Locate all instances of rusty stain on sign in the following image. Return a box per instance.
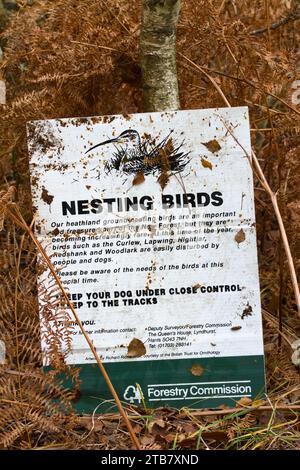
[201,157,213,170]
[202,139,222,153]
[41,187,54,205]
[235,228,246,244]
[127,338,147,358]
[190,364,205,376]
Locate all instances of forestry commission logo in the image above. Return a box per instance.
[123,384,144,404]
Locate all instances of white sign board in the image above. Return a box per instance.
[28,107,265,411]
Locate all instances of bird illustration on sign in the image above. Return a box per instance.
[85,129,190,184]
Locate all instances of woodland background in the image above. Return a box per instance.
[0,0,299,450]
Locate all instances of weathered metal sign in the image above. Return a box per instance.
[27,107,265,412]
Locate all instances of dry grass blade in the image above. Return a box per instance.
[179,55,300,317]
[225,127,300,316]
[190,404,300,417]
[0,187,15,231]
[5,204,141,451]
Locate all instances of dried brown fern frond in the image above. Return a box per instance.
[37,279,74,366]
[0,215,80,449]
[0,186,14,229]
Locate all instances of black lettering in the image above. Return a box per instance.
[125,197,138,211]
[211,191,223,206]
[183,193,196,208]
[140,195,153,210]
[62,201,76,216]
[90,199,102,214]
[78,200,89,214]
[162,194,174,208]
[102,198,115,213]
[196,192,210,207]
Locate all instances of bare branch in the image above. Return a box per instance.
[251,2,300,35]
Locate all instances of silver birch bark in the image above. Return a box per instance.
[140,0,181,112]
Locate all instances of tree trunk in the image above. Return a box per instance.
[140,0,181,112]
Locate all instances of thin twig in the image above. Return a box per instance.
[6,204,141,451]
[179,57,300,117]
[224,124,300,316]
[178,53,230,106]
[218,0,227,15]
[70,41,122,53]
[262,309,298,348]
[100,1,131,35]
[250,9,299,35]
[179,53,300,317]
[76,403,300,422]
[189,404,300,417]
